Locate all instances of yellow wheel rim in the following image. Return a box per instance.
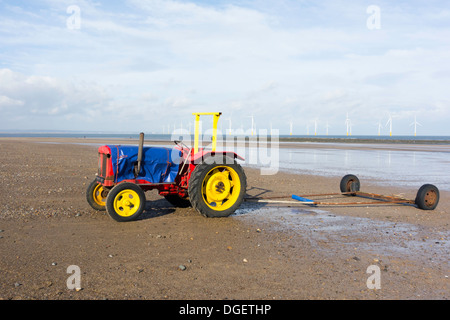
[202,166,241,211]
[113,189,141,217]
[93,183,106,207]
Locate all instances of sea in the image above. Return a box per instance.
[1,131,450,143]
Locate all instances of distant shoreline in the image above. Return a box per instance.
[1,133,449,145]
[277,137,450,144]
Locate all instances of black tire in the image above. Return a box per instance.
[105,183,146,222]
[188,156,247,218]
[86,180,108,211]
[340,174,360,195]
[415,184,439,210]
[164,194,191,208]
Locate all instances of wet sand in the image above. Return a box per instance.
[0,137,448,300]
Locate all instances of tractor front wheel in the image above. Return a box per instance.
[188,156,246,218]
[106,183,146,222]
[86,180,108,211]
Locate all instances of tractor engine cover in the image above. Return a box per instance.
[98,145,181,185]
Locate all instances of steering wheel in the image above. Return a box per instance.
[173,140,189,149]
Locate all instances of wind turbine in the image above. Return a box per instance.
[247,115,254,136]
[377,121,382,136]
[410,115,422,136]
[385,114,393,137]
[225,111,234,135]
[226,117,232,135]
[326,121,331,136]
[289,121,293,136]
[306,124,310,136]
[314,119,318,136]
[345,113,352,136]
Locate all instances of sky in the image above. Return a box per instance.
[0,0,449,136]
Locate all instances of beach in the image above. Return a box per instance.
[0,137,448,300]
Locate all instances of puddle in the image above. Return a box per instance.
[234,203,450,267]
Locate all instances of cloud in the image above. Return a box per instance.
[0,95,24,109]
[0,68,112,127]
[164,96,191,108]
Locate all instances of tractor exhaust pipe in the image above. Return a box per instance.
[134,132,144,178]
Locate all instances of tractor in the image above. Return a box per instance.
[86,112,247,222]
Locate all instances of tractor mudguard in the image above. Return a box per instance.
[190,150,244,165]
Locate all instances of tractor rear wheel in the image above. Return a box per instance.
[106,183,146,222]
[188,156,246,218]
[86,180,108,211]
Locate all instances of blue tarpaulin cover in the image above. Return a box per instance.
[108,145,181,184]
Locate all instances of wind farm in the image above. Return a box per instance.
[162,112,434,142]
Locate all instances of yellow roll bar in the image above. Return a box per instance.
[192,112,222,154]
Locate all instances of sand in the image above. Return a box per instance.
[0,137,448,300]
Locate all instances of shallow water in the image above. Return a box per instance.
[243,145,450,191]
